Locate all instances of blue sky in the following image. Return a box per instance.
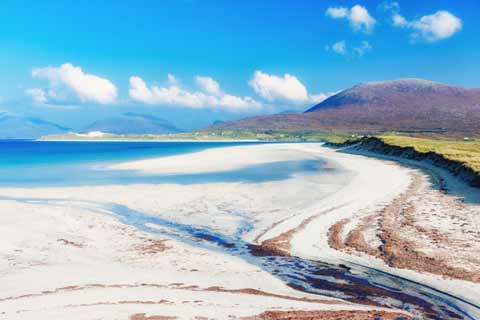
[0,0,478,130]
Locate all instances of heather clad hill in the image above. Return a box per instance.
[208,79,480,135]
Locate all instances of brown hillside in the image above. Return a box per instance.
[208,79,480,135]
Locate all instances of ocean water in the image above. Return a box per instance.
[0,140,259,186]
[0,140,326,187]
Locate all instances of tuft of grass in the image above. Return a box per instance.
[378,135,480,173]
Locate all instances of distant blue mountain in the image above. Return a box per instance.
[0,112,70,139]
[82,113,181,134]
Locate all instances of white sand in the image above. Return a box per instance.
[109,143,325,174]
[1,143,477,319]
[0,198,364,320]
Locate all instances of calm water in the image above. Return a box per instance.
[0,140,271,186]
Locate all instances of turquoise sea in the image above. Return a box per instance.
[0,140,260,186]
[0,140,328,187]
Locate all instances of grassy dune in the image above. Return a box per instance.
[378,135,480,174]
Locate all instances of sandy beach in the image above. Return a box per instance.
[0,143,479,319]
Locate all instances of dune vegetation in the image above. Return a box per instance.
[377,135,480,174]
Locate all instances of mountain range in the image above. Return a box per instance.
[3,78,480,139]
[208,78,480,135]
[0,112,70,139]
[82,113,181,134]
[0,112,181,139]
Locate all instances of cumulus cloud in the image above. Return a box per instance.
[353,41,372,56]
[167,73,178,85]
[349,5,376,33]
[390,9,462,42]
[383,2,406,27]
[249,71,308,103]
[392,13,408,27]
[25,88,47,104]
[195,76,221,95]
[249,71,332,104]
[325,7,348,19]
[129,75,261,111]
[309,93,333,104]
[325,5,376,33]
[24,87,78,109]
[410,11,462,42]
[31,63,117,105]
[327,40,372,57]
[382,1,400,12]
[332,41,347,55]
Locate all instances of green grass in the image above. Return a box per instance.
[378,135,480,173]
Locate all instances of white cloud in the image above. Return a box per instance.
[326,5,376,33]
[332,41,347,55]
[249,71,332,104]
[195,76,221,95]
[219,94,259,110]
[327,40,372,57]
[391,9,462,42]
[25,88,47,104]
[353,41,372,56]
[392,13,408,27]
[129,75,261,112]
[309,93,332,104]
[382,1,400,12]
[24,87,78,109]
[249,71,308,103]
[325,7,348,19]
[410,11,462,42]
[31,63,117,104]
[383,3,407,28]
[349,5,376,33]
[167,73,178,85]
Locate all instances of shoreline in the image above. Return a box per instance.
[342,146,480,203]
[328,136,480,188]
[36,138,265,143]
[0,143,478,319]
